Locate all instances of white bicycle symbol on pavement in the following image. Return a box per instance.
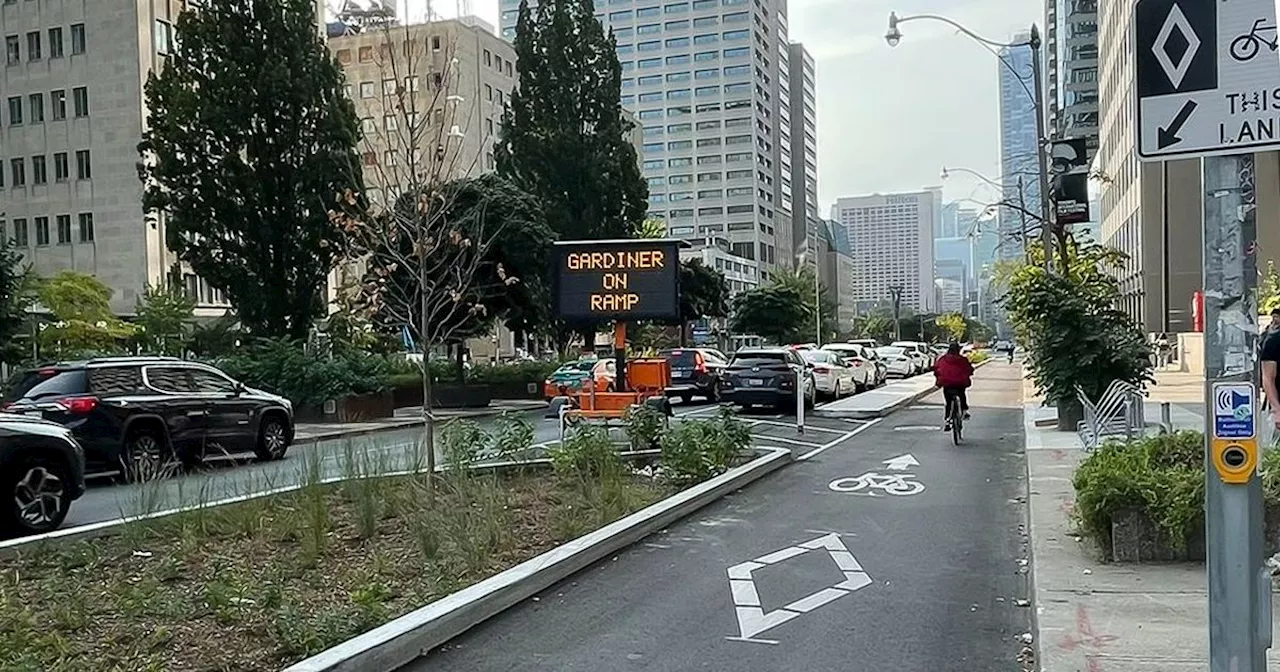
[828,472,925,496]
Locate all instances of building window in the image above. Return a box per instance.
[51,89,66,120]
[13,219,27,247]
[72,87,89,117]
[7,96,20,125]
[9,158,24,186]
[75,150,91,179]
[34,217,49,246]
[384,114,398,131]
[359,81,375,98]
[28,93,43,123]
[154,20,173,54]
[5,35,19,65]
[26,31,41,60]
[31,155,46,184]
[382,78,397,97]
[48,27,63,58]
[70,24,85,54]
[78,213,94,242]
[56,214,71,244]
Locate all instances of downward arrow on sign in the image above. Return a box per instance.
[882,454,919,470]
[1157,99,1197,149]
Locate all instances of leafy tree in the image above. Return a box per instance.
[680,259,729,323]
[936,312,968,342]
[769,266,839,343]
[1000,238,1153,410]
[0,238,34,366]
[730,284,809,345]
[636,216,667,239]
[190,314,243,359]
[37,272,138,358]
[135,281,196,356]
[138,0,362,340]
[853,312,895,343]
[1261,261,1280,314]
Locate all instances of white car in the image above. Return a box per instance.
[819,343,878,390]
[801,350,859,399]
[890,341,931,374]
[876,346,916,378]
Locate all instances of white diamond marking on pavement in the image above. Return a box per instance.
[1152,4,1199,89]
[725,533,873,644]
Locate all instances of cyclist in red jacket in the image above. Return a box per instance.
[934,342,974,430]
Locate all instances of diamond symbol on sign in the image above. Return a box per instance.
[1152,4,1200,89]
[725,533,873,643]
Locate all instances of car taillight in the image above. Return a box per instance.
[813,366,830,373]
[695,352,707,374]
[57,396,98,414]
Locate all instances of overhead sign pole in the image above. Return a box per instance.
[1135,0,1273,667]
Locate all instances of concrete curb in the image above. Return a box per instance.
[281,446,794,672]
[813,359,991,420]
[295,404,546,445]
[1020,402,1046,670]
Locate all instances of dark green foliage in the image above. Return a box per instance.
[215,338,396,407]
[679,259,729,323]
[134,283,196,357]
[138,0,363,340]
[1000,239,1153,405]
[0,238,32,366]
[730,284,810,345]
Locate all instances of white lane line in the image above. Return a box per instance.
[795,418,882,461]
[748,434,825,448]
[754,545,808,565]
[730,579,761,607]
[747,418,848,435]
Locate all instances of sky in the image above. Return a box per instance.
[378,0,1041,215]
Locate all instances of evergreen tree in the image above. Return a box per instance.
[496,0,649,242]
[138,0,362,340]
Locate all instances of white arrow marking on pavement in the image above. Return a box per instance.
[882,454,919,470]
[725,533,873,643]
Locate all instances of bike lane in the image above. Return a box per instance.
[413,365,1032,672]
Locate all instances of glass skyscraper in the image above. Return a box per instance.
[997,34,1041,262]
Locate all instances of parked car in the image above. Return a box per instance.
[877,346,917,378]
[847,339,879,351]
[891,341,934,373]
[0,414,87,537]
[662,348,727,403]
[819,343,881,389]
[719,348,815,412]
[543,358,616,399]
[800,349,858,399]
[2,357,295,480]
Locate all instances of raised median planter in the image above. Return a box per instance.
[0,408,785,671]
[296,391,398,423]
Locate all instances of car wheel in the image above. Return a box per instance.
[707,385,721,403]
[255,414,291,461]
[854,380,865,394]
[2,457,71,537]
[122,426,175,482]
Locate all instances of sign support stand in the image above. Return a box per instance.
[614,322,628,393]
[1202,152,1270,670]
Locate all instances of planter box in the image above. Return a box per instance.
[431,383,492,409]
[1110,505,1280,563]
[485,380,542,400]
[296,391,396,424]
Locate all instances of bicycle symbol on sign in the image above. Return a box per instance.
[828,472,925,496]
[1230,18,1279,63]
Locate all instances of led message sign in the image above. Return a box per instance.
[554,240,683,322]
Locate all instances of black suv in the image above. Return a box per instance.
[0,414,86,537]
[3,357,295,480]
[662,348,727,403]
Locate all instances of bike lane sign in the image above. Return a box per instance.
[1134,0,1280,161]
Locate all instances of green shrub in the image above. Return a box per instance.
[968,350,991,364]
[214,338,395,407]
[549,425,624,484]
[623,404,666,451]
[659,406,752,486]
[468,361,562,385]
[1072,431,1208,554]
[440,420,486,471]
[491,411,535,458]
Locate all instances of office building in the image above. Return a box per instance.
[0,0,332,316]
[500,0,793,277]
[997,33,1041,262]
[787,41,817,269]
[1045,0,1099,153]
[934,258,967,314]
[331,17,514,204]
[831,189,939,313]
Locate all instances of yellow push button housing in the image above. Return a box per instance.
[1212,438,1258,484]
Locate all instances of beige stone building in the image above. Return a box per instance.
[329,17,515,205]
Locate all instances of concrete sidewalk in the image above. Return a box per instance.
[814,373,937,419]
[1024,378,1280,670]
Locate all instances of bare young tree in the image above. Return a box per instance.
[330,14,512,495]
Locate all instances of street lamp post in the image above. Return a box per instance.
[889,12,1053,271]
[942,165,1037,262]
[798,249,822,347]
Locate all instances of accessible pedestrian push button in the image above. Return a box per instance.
[1211,439,1258,484]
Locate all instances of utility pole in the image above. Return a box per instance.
[888,285,903,342]
[1028,24,1053,273]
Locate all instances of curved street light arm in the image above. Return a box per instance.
[891,13,1036,49]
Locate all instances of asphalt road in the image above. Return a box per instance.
[410,362,1031,672]
[55,370,936,532]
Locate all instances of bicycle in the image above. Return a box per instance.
[1230,18,1279,63]
[947,393,963,445]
